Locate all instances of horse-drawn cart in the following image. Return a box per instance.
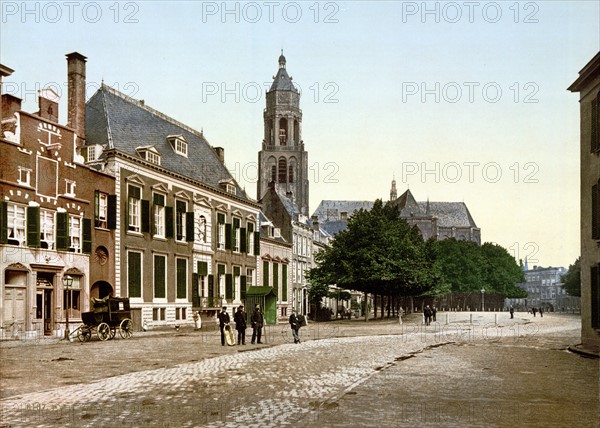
[76,297,134,342]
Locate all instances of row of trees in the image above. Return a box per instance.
[307,200,526,315]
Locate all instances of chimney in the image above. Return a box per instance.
[0,64,16,122]
[66,52,87,144]
[311,215,319,231]
[1,94,21,122]
[213,146,225,163]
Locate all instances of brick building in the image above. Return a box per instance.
[0,53,115,338]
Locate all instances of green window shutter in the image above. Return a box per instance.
[240,275,247,301]
[225,223,232,249]
[592,97,598,152]
[128,252,142,298]
[177,258,187,299]
[82,218,92,254]
[56,212,69,250]
[240,227,247,253]
[141,200,150,233]
[593,185,599,240]
[208,274,214,304]
[263,260,269,287]
[107,195,117,229]
[225,273,233,299]
[592,265,600,329]
[26,206,40,248]
[165,206,174,238]
[154,255,166,298]
[282,264,288,301]
[94,191,100,227]
[186,212,195,242]
[198,261,208,276]
[273,262,278,291]
[192,273,200,307]
[254,231,260,255]
[0,201,7,244]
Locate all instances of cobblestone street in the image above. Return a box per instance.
[0,313,597,427]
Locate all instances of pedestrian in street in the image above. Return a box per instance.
[398,307,404,325]
[251,304,264,344]
[217,306,230,346]
[432,306,437,322]
[424,305,432,326]
[234,305,247,345]
[532,307,537,317]
[289,309,301,343]
[509,306,514,319]
[539,307,543,317]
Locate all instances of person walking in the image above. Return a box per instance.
[539,307,543,317]
[234,305,247,345]
[532,307,537,317]
[251,304,264,344]
[289,309,301,344]
[509,306,514,319]
[217,306,230,346]
[432,306,437,322]
[424,305,432,326]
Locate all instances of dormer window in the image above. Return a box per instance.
[136,146,161,165]
[219,179,237,195]
[226,184,236,195]
[167,135,187,157]
[87,146,96,162]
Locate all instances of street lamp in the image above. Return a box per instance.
[481,288,485,312]
[63,275,73,340]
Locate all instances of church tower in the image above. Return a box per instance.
[390,176,397,201]
[257,52,309,216]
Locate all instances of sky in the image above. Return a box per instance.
[1,1,598,268]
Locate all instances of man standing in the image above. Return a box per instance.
[251,304,264,344]
[289,309,301,344]
[234,305,247,345]
[218,306,230,346]
[510,306,515,319]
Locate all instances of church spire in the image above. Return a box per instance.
[279,49,286,69]
[390,175,397,201]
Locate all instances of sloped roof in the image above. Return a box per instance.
[394,189,425,217]
[311,200,374,223]
[85,85,250,201]
[418,201,478,228]
[269,57,298,93]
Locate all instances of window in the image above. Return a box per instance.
[593,183,600,240]
[63,276,81,319]
[248,222,255,255]
[278,158,287,183]
[176,200,187,241]
[146,151,160,165]
[233,266,241,301]
[271,165,276,183]
[246,268,254,287]
[87,146,96,162]
[273,262,279,289]
[95,191,108,228]
[263,260,269,287]
[69,215,81,252]
[233,217,240,252]
[128,185,141,232]
[592,91,600,153]
[128,251,142,298]
[288,165,294,183]
[7,203,26,246]
[154,254,166,299]
[176,257,187,299]
[282,264,288,301]
[217,213,225,250]
[217,264,226,299]
[65,180,76,197]
[226,184,236,195]
[169,136,188,157]
[153,193,165,238]
[40,210,55,249]
[18,167,31,186]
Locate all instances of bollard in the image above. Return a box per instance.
[495,314,497,325]
[470,314,473,324]
[445,313,449,325]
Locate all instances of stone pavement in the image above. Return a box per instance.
[0,312,597,427]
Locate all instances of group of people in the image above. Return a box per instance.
[423,305,437,326]
[218,304,265,346]
[217,305,305,345]
[528,307,543,317]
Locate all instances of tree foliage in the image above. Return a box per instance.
[561,257,581,297]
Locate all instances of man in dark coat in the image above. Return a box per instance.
[510,306,514,319]
[217,306,230,346]
[250,304,264,344]
[424,305,432,326]
[234,305,247,345]
[289,310,301,344]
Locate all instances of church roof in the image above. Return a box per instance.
[85,85,251,201]
[269,55,298,93]
[311,200,374,223]
[420,202,478,228]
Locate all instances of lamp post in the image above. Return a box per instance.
[481,288,485,312]
[63,275,73,340]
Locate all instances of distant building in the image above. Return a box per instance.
[569,51,600,354]
[313,187,481,244]
[508,266,579,312]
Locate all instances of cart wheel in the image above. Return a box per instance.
[77,326,91,342]
[108,327,116,340]
[97,323,111,341]
[119,319,134,339]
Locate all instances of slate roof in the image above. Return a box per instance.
[269,55,298,93]
[85,84,250,201]
[311,200,374,223]
[394,189,426,217]
[421,202,478,228]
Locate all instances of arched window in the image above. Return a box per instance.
[288,165,294,183]
[278,158,287,183]
[294,119,299,144]
[268,119,273,145]
[279,118,288,145]
[271,165,276,183]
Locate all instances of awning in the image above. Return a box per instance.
[245,286,277,297]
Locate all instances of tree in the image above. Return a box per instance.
[562,257,581,297]
[481,242,526,298]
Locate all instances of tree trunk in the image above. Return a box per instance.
[409,296,414,314]
[364,291,369,321]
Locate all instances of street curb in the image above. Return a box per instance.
[568,343,599,359]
